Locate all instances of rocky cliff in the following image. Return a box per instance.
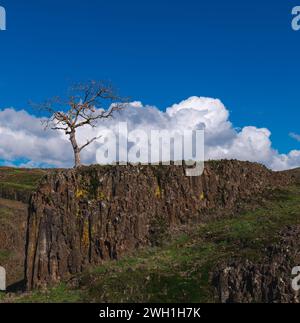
[24,160,291,290]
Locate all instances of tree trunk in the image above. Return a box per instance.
[69,130,81,168]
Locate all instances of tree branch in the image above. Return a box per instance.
[79,135,102,152]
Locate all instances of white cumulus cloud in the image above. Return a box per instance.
[0,97,299,171]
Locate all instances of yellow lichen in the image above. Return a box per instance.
[91,225,97,236]
[76,188,88,199]
[155,186,162,198]
[98,191,106,200]
[200,192,205,201]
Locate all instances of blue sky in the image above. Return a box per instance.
[0,0,299,168]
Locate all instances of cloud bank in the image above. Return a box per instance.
[0,96,299,171]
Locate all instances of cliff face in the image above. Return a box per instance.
[25,161,291,289]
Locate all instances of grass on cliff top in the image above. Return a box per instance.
[0,167,46,192]
[5,183,300,303]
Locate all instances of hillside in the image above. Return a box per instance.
[0,168,46,288]
[0,168,46,203]
[1,162,300,303]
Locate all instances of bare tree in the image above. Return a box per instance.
[36,81,126,168]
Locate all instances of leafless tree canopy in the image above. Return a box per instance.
[35,81,127,168]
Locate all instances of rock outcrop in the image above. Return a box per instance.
[25,160,291,289]
[212,225,300,303]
